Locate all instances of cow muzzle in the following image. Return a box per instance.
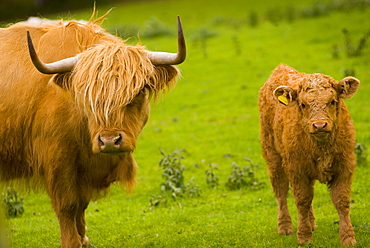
[310,120,331,137]
[92,131,134,154]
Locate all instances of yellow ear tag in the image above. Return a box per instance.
[278,91,289,106]
[346,83,350,90]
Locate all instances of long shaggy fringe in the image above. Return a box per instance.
[70,41,178,126]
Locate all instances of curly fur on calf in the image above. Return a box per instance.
[259,64,359,246]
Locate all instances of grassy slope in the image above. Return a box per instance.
[5,0,370,247]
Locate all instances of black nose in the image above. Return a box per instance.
[98,134,122,152]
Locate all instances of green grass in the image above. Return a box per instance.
[4,0,370,247]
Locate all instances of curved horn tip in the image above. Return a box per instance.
[143,16,187,65]
[26,31,32,50]
[27,31,37,66]
[27,31,77,74]
[176,16,186,64]
[177,15,181,25]
[27,31,51,74]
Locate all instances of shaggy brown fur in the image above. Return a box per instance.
[0,17,180,248]
[259,64,359,246]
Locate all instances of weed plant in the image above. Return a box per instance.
[150,148,201,208]
[355,142,368,166]
[158,148,186,199]
[225,160,264,191]
[341,28,370,57]
[2,188,24,218]
[205,163,219,189]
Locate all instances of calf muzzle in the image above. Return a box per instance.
[311,121,330,136]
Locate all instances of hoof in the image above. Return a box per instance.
[278,226,293,236]
[341,237,356,247]
[81,236,90,247]
[298,236,312,246]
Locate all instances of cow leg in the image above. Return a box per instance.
[54,198,89,248]
[329,173,356,246]
[291,178,315,245]
[269,165,292,235]
[54,203,83,248]
[47,176,83,247]
[76,200,90,247]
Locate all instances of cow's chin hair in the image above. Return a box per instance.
[91,142,134,155]
[99,150,131,155]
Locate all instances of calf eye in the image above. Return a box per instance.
[301,103,306,108]
[330,100,336,105]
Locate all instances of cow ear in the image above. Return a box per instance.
[338,77,360,99]
[51,73,73,90]
[147,65,180,99]
[273,86,297,106]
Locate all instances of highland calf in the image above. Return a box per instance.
[0,14,185,248]
[259,64,359,246]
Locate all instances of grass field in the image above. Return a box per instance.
[3,0,370,247]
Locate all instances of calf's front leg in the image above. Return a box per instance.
[269,164,293,235]
[329,172,356,246]
[291,178,315,245]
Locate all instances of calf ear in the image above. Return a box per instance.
[339,77,360,99]
[273,86,297,106]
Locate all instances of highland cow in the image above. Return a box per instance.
[0,14,186,248]
[259,64,359,246]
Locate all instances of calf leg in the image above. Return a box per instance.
[260,123,292,235]
[329,173,356,246]
[309,204,317,231]
[291,178,315,245]
[270,167,292,235]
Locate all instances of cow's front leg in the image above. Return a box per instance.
[47,175,83,248]
[54,203,82,248]
[291,178,315,245]
[76,200,90,247]
[329,172,356,246]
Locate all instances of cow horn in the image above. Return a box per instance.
[27,31,78,74]
[146,16,186,65]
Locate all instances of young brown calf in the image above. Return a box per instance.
[259,64,359,246]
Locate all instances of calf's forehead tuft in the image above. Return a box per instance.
[300,73,337,91]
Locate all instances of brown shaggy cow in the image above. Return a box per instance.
[259,64,360,246]
[0,14,185,248]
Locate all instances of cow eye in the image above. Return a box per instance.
[301,103,306,108]
[330,100,336,105]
